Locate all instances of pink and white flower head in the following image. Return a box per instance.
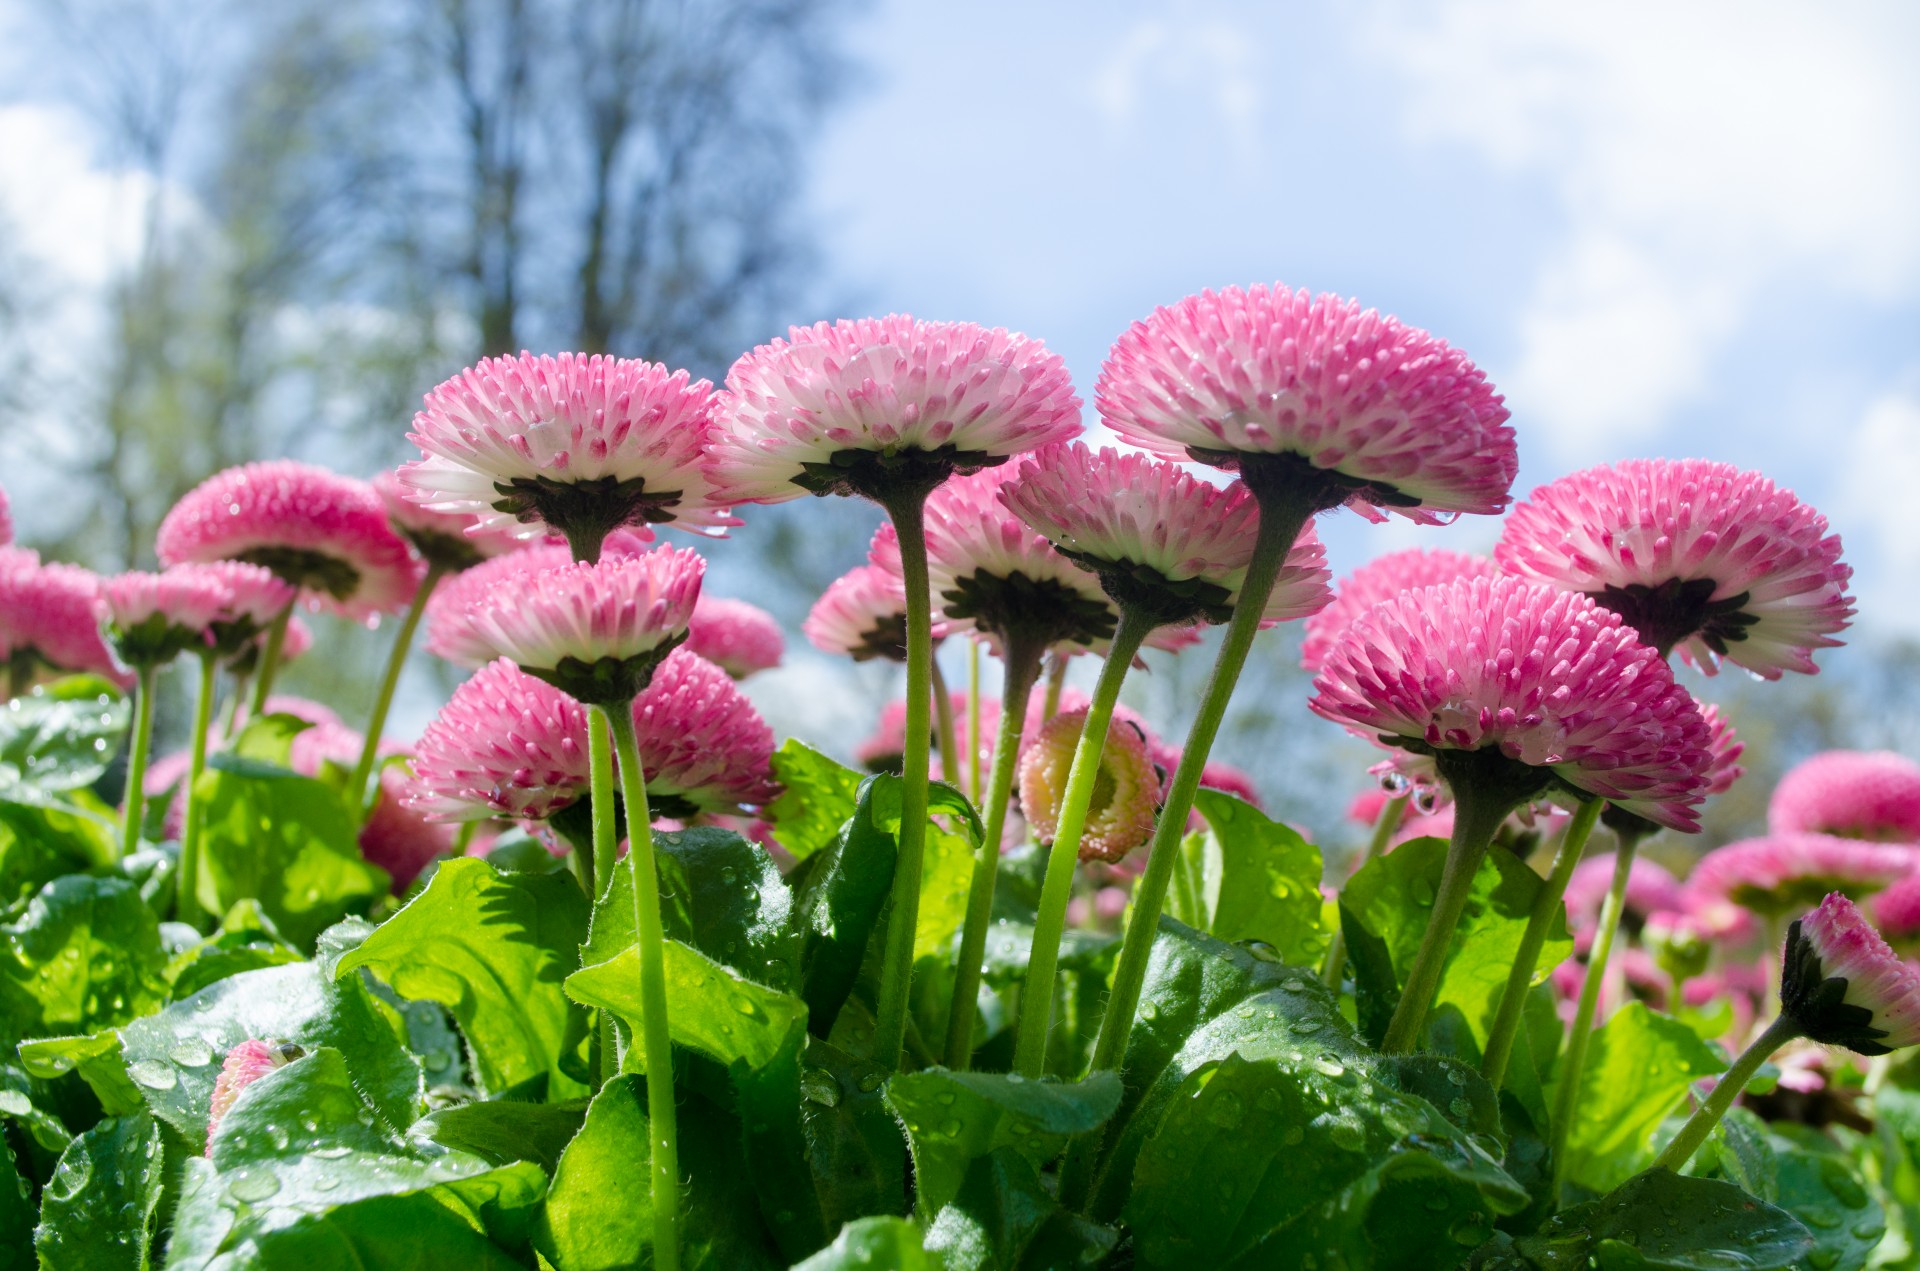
[1697,704,1746,799]
[999,442,1333,629]
[1874,876,1920,954]
[1769,750,1920,843]
[923,466,1118,655]
[1018,709,1161,864]
[425,542,576,668]
[227,615,312,679]
[206,1039,301,1150]
[460,545,704,704]
[156,461,423,623]
[165,562,298,658]
[1492,459,1854,679]
[707,315,1083,505]
[372,469,524,572]
[98,569,231,669]
[0,557,126,686]
[1689,833,1916,917]
[1096,284,1516,523]
[1782,892,1920,1054]
[409,659,592,823]
[1308,575,1714,831]
[0,485,12,546]
[805,564,923,662]
[686,595,784,680]
[1563,853,1687,953]
[402,352,733,556]
[1300,548,1497,674]
[279,712,456,890]
[627,649,781,817]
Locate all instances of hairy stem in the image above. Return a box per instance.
[1041,653,1067,720]
[1480,799,1603,1085]
[176,654,218,928]
[1652,1015,1800,1173]
[930,652,960,787]
[247,604,295,718]
[119,665,158,865]
[589,712,617,904]
[348,563,444,825]
[604,704,680,1271]
[967,639,983,801]
[943,630,1047,1069]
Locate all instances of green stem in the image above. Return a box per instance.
[930,651,960,788]
[247,604,295,718]
[944,630,1049,1070]
[1321,793,1409,987]
[1550,823,1649,1175]
[967,640,983,802]
[1380,783,1513,1054]
[1481,799,1603,1085]
[1081,495,1313,1078]
[7,655,30,699]
[176,654,218,929]
[1041,653,1067,720]
[589,711,618,904]
[872,489,937,1070]
[452,820,477,856]
[1012,609,1151,1076]
[119,665,158,864]
[224,672,251,737]
[1651,1015,1800,1173]
[604,704,680,1271]
[349,563,444,824]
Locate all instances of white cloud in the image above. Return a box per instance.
[1366,0,1920,462]
[1088,15,1262,166]
[1841,390,1920,634]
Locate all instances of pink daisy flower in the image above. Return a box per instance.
[804,564,924,662]
[1308,575,1714,831]
[156,461,423,623]
[0,556,125,686]
[280,713,451,890]
[626,649,781,817]
[1874,876,1920,952]
[409,658,593,823]
[1698,704,1746,799]
[228,615,312,678]
[98,568,233,669]
[402,353,733,555]
[1096,284,1516,522]
[0,485,11,547]
[206,1040,301,1149]
[686,595,784,680]
[855,692,999,777]
[1769,750,1920,842]
[1018,708,1161,863]
[164,562,298,657]
[459,545,703,703]
[424,532,654,668]
[1689,833,1915,917]
[999,441,1332,628]
[1782,892,1920,1054]
[1493,459,1853,679]
[372,469,525,572]
[1300,547,1497,674]
[707,315,1082,505]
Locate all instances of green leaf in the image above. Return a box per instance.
[0,798,114,902]
[18,1030,144,1115]
[1189,788,1328,966]
[1677,1106,1777,1205]
[410,1100,588,1174]
[1769,1141,1882,1271]
[335,857,590,1101]
[167,1048,543,1268]
[0,875,167,1047]
[582,826,801,989]
[1482,1169,1812,1270]
[0,1132,34,1260]
[567,937,807,1075]
[924,1148,1118,1271]
[1376,1053,1506,1150]
[165,901,305,1000]
[1341,836,1573,1051]
[883,1067,1120,1216]
[227,711,316,767]
[1557,1003,1726,1194]
[898,781,983,964]
[32,1110,164,1269]
[768,740,864,863]
[1085,918,1366,1218]
[793,1217,938,1271]
[533,1076,781,1271]
[117,961,422,1149]
[789,1037,907,1236]
[0,675,129,796]
[791,775,901,1036]
[1125,1050,1526,1268]
[192,756,389,948]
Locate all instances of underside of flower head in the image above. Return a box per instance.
[1096,284,1517,524]
[403,352,734,557]
[1769,750,1920,842]
[627,649,781,818]
[100,569,231,669]
[805,564,916,662]
[1689,833,1915,916]
[1493,458,1853,678]
[408,658,592,823]
[1782,892,1920,1054]
[373,470,524,573]
[1308,575,1713,830]
[1301,547,1496,674]
[707,315,1083,507]
[0,555,127,686]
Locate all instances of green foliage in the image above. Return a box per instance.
[793,1218,939,1271]
[1167,788,1328,967]
[1557,1003,1726,1194]
[1767,1131,1883,1271]
[792,774,904,1035]
[18,1030,145,1115]
[768,741,864,863]
[1341,836,1572,1050]
[0,875,168,1048]
[567,937,806,1075]
[924,1149,1118,1270]
[32,1111,164,1269]
[336,857,591,1101]
[0,676,130,798]
[191,752,389,947]
[0,1133,33,1263]
[0,799,115,904]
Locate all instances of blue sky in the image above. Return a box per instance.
[803,0,1920,636]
